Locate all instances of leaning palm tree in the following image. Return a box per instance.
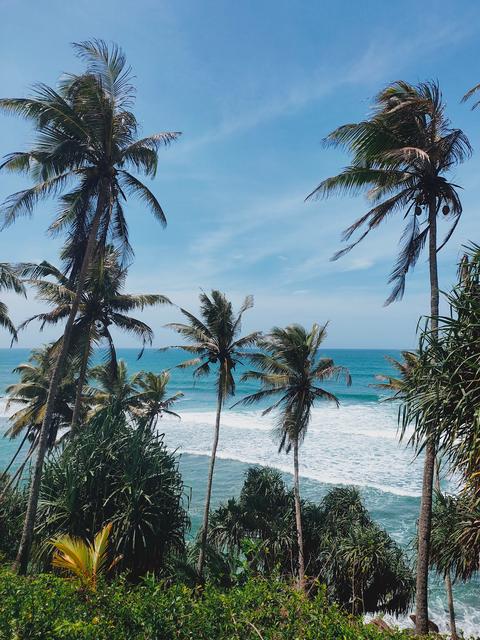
[308,81,471,634]
[234,323,351,589]
[19,247,169,431]
[0,263,25,339]
[130,370,183,429]
[0,40,179,572]
[165,290,260,578]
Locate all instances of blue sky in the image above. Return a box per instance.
[0,0,479,349]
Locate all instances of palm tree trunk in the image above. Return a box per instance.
[293,437,305,590]
[415,200,439,635]
[196,384,223,579]
[13,188,107,575]
[70,324,92,433]
[433,458,457,638]
[445,572,458,640]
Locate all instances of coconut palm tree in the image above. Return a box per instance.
[0,40,180,572]
[130,370,183,429]
[308,81,471,634]
[19,247,169,431]
[165,290,260,578]
[88,360,139,417]
[0,263,25,339]
[1,345,76,496]
[234,323,351,589]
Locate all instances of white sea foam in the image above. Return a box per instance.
[156,402,426,498]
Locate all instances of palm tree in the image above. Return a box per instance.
[0,40,179,572]
[165,290,260,578]
[88,360,139,417]
[19,247,169,431]
[1,345,76,496]
[308,81,471,634]
[234,323,351,589]
[130,370,183,429]
[0,263,25,339]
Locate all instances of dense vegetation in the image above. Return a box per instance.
[208,467,414,615]
[0,38,479,639]
[0,569,422,640]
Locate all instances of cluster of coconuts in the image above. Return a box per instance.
[414,201,451,216]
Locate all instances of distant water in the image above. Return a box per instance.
[0,348,478,635]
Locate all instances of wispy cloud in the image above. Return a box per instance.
[176,20,470,155]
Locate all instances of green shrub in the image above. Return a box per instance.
[34,409,189,578]
[209,468,414,615]
[0,567,424,639]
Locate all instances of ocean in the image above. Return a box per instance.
[0,347,478,635]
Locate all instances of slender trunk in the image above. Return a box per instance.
[293,437,305,590]
[13,188,107,575]
[70,323,92,433]
[445,572,458,640]
[196,384,223,579]
[434,462,458,640]
[415,200,439,635]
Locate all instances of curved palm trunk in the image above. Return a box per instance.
[415,201,439,635]
[70,324,92,433]
[13,190,106,575]
[293,437,305,590]
[196,384,223,579]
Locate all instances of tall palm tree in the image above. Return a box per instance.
[130,370,184,429]
[165,290,260,578]
[0,40,179,573]
[0,263,25,339]
[234,323,351,589]
[308,81,471,634]
[19,247,169,431]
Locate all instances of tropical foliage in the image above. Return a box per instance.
[308,80,472,634]
[50,523,121,590]
[5,345,75,446]
[0,262,25,339]
[19,246,169,429]
[35,408,189,578]
[209,467,414,615]
[0,38,179,572]
[0,569,423,640]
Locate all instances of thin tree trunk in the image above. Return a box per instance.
[415,200,439,635]
[70,324,92,433]
[13,188,107,575]
[445,572,458,640]
[434,460,458,640]
[293,437,305,590]
[196,384,223,579]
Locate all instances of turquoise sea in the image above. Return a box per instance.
[0,348,478,635]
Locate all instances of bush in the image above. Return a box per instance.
[208,468,414,615]
[34,409,189,578]
[0,567,422,640]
